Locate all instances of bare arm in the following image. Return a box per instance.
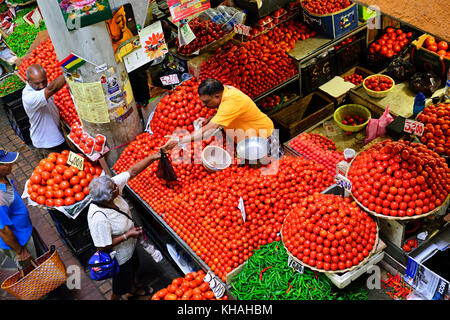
[162,121,221,152]
[97,227,143,252]
[127,151,161,180]
[0,226,32,261]
[44,75,66,100]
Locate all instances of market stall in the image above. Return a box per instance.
[4,0,449,302]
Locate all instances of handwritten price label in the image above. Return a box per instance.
[335,174,352,192]
[67,151,84,171]
[234,23,250,36]
[160,74,180,86]
[203,271,226,298]
[288,256,304,274]
[403,119,424,137]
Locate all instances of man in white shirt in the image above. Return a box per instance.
[22,64,69,158]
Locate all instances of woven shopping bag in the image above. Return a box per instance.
[1,246,67,300]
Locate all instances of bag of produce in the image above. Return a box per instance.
[364,106,394,144]
[409,72,442,97]
[156,149,178,181]
[386,57,416,82]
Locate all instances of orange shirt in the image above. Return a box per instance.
[210,86,274,141]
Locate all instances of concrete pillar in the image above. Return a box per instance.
[36,0,149,167]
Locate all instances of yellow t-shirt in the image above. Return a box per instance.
[210,86,274,140]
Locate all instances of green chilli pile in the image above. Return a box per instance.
[0,74,25,97]
[230,241,369,300]
[6,20,46,57]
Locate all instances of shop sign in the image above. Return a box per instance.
[403,119,424,137]
[168,0,210,23]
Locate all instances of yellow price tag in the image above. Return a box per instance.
[67,151,85,171]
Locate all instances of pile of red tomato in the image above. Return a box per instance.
[68,123,106,156]
[288,133,344,177]
[364,75,394,92]
[282,193,378,271]
[421,35,449,59]
[27,151,102,207]
[114,128,334,281]
[368,27,414,59]
[176,18,231,55]
[343,73,364,85]
[149,78,216,137]
[18,38,80,126]
[199,19,315,98]
[151,270,228,300]
[302,0,352,15]
[258,94,281,111]
[417,102,450,156]
[348,140,450,218]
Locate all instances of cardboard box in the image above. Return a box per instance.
[301,2,359,39]
[187,52,213,79]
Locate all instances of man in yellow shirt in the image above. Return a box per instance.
[162,78,282,158]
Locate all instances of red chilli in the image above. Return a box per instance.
[259,267,273,281]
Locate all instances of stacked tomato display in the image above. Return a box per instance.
[27,150,102,207]
[18,38,80,126]
[199,20,315,98]
[282,193,378,271]
[348,140,450,218]
[417,102,450,156]
[368,27,414,59]
[302,0,352,15]
[149,78,216,137]
[288,133,344,176]
[343,73,364,85]
[176,18,231,55]
[151,270,228,300]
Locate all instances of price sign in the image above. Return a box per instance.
[404,119,424,137]
[238,196,246,222]
[335,173,352,192]
[178,22,196,46]
[234,23,250,36]
[160,74,180,86]
[67,151,84,171]
[288,256,304,274]
[203,271,226,298]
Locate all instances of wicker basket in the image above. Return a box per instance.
[1,246,67,300]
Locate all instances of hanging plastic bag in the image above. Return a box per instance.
[364,106,394,145]
[156,149,178,181]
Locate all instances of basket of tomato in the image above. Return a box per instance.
[281,192,379,273]
[347,139,450,220]
[362,74,395,98]
[23,150,103,217]
[334,104,371,133]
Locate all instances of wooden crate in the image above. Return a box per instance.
[340,66,374,81]
[271,90,334,143]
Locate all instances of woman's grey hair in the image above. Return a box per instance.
[89,176,114,202]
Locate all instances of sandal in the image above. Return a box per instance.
[129,286,154,299]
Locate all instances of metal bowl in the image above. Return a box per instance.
[236,137,269,161]
[201,146,232,172]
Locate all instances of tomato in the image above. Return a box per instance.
[425,36,436,47]
[437,41,448,51]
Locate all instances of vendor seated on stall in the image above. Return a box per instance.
[162,78,283,158]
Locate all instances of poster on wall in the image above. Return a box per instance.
[58,0,113,31]
[139,20,168,62]
[105,3,140,61]
[167,0,210,23]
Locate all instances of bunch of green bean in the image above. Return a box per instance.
[230,241,368,300]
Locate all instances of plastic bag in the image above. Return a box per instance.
[386,57,416,82]
[409,72,442,97]
[156,149,178,181]
[364,106,394,145]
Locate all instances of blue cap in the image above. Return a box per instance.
[0,148,19,164]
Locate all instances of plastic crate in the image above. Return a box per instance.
[0,87,23,104]
[335,34,366,75]
[301,50,336,96]
[48,208,89,237]
[64,226,94,254]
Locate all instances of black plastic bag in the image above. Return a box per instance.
[409,72,442,97]
[386,57,416,82]
[156,149,178,181]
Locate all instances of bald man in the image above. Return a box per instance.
[22,64,69,158]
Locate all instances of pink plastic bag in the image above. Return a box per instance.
[364,106,394,144]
